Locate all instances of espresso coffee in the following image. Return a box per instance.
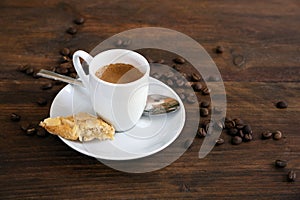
[95,63,144,84]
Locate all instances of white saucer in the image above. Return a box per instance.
[50,77,185,160]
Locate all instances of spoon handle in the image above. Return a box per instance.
[37,69,84,87]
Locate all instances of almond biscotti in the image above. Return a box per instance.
[39,112,115,142]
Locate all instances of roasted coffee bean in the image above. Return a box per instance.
[20,122,30,131]
[69,73,77,78]
[236,124,245,130]
[225,120,236,129]
[172,76,179,81]
[18,64,29,72]
[49,66,56,72]
[176,88,185,94]
[231,136,242,145]
[276,101,288,109]
[74,17,85,25]
[25,67,34,75]
[60,48,70,56]
[261,131,273,139]
[215,138,225,146]
[192,82,202,92]
[166,79,174,86]
[26,127,36,135]
[68,48,77,58]
[191,73,201,82]
[11,113,21,122]
[184,81,192,88]
[187,95,197,104]
[41,82,53,90]
[60,62,73,69]
[32,71,40,78]
[225,117,232,122]
[66,26,77,35]
[56,67,69,74]
[238,130,244,138]
[36,127,48,137]
[200,108,209,117]
[215,45,224,54]
[172,64,182,71]
[197,127,207,138]
[273,130,282,140]
[200,101,210,108]
[151,72,161,79]
[202,87,211,95]
[243,133,253,142]
[181,73,190,80]
[173,57,185,64]
[233,54,245,67]
[233,118,244,126]
[242,125,252,134]
[275,159,287,168]
[68,67,75,73]
[37,97,47,106]
[176,79,185,87]
[164,71,174,79]
[287,170,296,182]
[178,93,186,101]
[202,119,211,127]
[60,56,71,63]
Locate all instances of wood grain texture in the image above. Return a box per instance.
[0,0,299,199]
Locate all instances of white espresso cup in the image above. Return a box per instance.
[73,49,150,132]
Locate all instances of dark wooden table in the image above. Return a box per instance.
[1,0,299,199]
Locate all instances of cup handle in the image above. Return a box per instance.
[72,50,93,88]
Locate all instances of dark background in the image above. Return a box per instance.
[0,0,299,199]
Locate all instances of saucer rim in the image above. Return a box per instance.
[50,77,185,160]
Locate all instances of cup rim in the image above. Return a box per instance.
[89,49,150,87]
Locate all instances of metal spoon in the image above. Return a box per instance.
[37,69,84,87]
[37,69,180,116]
